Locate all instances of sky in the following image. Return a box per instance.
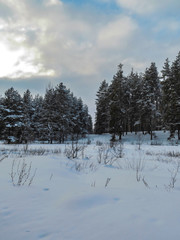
[0,0,180,121]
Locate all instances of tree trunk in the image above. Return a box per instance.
[119,132,122,140]
[178,128,180,140]
[150,130,153,141]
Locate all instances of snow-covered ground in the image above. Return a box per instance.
[1,132,180,240]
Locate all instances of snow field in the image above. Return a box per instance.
[0,132,180,240]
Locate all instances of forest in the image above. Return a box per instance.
[95,51,180,141]
[0,83,92,143]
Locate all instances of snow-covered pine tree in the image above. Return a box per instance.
[94,80,109,134]
[75,97,85,138]
[81,104,92,136]
[141,62,161,140]
[127,70,143,133]
[122,74,131,134]
[161,58,172,132]
[41,87,57,143]
[2,87,24,143]
[32,94,44,141]
[0,96,5,139]
[55,83,72,143]
[161,58,171,80]
[164,52,180,139]
[21,89,34,143]
[69,95,80,139]
[86,113,93,134]
[108,64,126,140]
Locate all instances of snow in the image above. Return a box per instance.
[1,132,180,240]
[5,114,23,119]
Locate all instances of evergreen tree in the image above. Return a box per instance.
[1,87,24,143]
[32,94,44,141]
[161,58,172,131]
[42,87,57,143]
[94,80,109,134]
[21,89,34,143]
[108,64,125,140]
[0,96,5,139]
[75,98,85,137]
[55,83,72,143]
[162,52,180,139]
[161,58,171,80]
[70,95,80,138]
[127,70,143,132]
[141,62,160,139]
[86,114,93,134]
[81,104,92,136]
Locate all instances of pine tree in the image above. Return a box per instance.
[55,83,72,143]
[109,64,125,140]
[32,94,44,141]
[75,97,85,137]
[0,96,5,139]
[161,53,180,139]
[21,89,34,143]
[161,58,172,131]
[169,52,180,139]
[127,70,143,132]
[70,95,80,139]
[2,87,24,143]
[161,58,171,80]
[41,87,57,143]
[86,114,93,134]
[81,104,92,136]
[141,63,160,139]
[94,80,109,134]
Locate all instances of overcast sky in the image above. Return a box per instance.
[0,0,180,120]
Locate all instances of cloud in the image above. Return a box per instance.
[153,19,180,33]
[97,16,138,49]
[116,0,155,15]
[0,0,99,77]
[114,0,180,15]
[0,0,137,80]
[0,0,179,81]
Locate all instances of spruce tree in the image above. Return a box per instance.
[42,87,57,143]
[0,96,5,139]
[108,64,125,140]
[127,70,143,132]
[2,87,24,143]
[55,83,72,143]
[22,89,34,143]
[163,52,180,139]
[161,58,172,131]
[141,62,160,139]
[32,94,45,141]
[94,80,109,134]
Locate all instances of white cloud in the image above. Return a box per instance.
[0,43,24,77]
[0,0,179,81]
[116,0,154,15]
[154,20,180,33]
[97,16,138,49]
[115,0,180,15]
[45,0,62,6]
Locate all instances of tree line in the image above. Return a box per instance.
[95,52,180,140]
[0,83,92,144]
